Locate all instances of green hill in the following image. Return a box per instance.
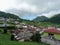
[0,11,21,19]
[50,14,60,23]
[33,16,49,22]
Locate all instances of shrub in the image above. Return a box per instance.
[31,31,41,42]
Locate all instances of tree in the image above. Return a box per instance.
[31,31,41,42]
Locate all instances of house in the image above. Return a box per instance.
[44,26,60,39]
[0,17,5,22]
[45,26,60,34]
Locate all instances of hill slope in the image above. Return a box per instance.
[50,14,60,23]
[33,16,49,22]
[0,11,21,19]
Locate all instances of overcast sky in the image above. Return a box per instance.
[0,0,60,20]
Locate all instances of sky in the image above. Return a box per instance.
[0,0,60,20]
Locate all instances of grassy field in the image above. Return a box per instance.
[54,34,60,40]
[0,33,49,45]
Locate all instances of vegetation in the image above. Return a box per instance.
[33,14,60,24]
[33,16,49,22]
[54,34,60,40]
[0,11,20,19]
[31,31,41,42]
[0,33,49,45]
[29,14,60,27]
[50,14,60,23]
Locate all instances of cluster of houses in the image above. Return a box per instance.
[10,24,44,41]
[10,23,60,42]
[0,17,20,27]
[0,17,60,42]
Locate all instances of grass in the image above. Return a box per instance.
[0,33,49,45]
[54,34,60,40]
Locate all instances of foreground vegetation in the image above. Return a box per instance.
[0,32,49,45]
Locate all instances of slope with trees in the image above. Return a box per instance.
[33,16,49,22]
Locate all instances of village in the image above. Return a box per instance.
[9,23,60,45]
[0,17,60,45]
[0,0,60,45]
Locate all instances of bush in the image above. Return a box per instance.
[31,31,41,42]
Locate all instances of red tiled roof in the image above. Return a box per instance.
[45,29,60,34]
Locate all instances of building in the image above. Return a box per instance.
[44,26,60,39]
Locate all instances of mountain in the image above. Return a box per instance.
[0,11,21,19]
[33,16,49,22]
[0,11,23,22]
[50,14,60,23]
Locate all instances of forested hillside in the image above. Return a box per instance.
[50,14,60,23]
[0,11,20,19]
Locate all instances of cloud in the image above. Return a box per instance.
[6,9,38,20]
[15,2,38,13]
[41,10,60,18]
[15,0,48,13]
[0,0,60,20]
[0,0,16,11]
